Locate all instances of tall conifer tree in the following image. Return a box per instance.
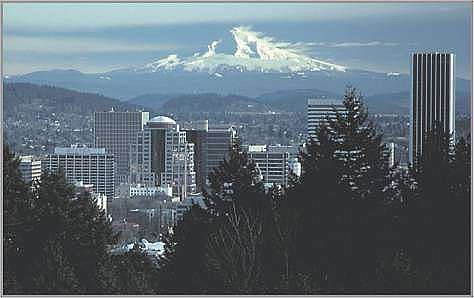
[283,87,392,292]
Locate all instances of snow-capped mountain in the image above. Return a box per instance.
[134,26,346,74]
[4,26,470,100]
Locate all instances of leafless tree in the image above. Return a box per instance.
[205,201,264,292]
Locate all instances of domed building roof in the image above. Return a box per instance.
[146,116,177,129]
[148,116,176,124]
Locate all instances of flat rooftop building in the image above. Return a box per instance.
[43,145,115,199]
[307,98,345,140]
[245,144,290,188]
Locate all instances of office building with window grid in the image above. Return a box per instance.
[43,145,115,199]
[94,110,149,184]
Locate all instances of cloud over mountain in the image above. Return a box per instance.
[136,26,346,74]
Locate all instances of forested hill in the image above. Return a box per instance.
[4,82,144,115]
[160,93,270,113]
[3,82,146,155]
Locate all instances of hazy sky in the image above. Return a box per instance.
[3,3,472,78]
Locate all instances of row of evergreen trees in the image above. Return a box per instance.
[158,87,470,294]
[3,87,470,294]
[3,145,161,294]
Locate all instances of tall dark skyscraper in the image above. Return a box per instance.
[185,120,209,192]
[409,53,455,164]
[206,125,236,184]
[185,121,236,192]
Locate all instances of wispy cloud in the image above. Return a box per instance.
[307,41,400,48]
[4,3,468,32]
[4,35,184,54]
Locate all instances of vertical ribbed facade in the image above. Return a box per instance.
[410,53,455,164]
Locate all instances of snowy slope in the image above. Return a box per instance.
[134,26,346,74]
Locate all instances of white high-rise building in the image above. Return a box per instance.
[19,155,42,185]
[307,98,345,139]
[132,116,196,199]
[43,145,115,199]
[388,142,396,168]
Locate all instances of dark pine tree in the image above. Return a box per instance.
[451,137,471,293]
[159,138,273,294]
[3,144,32,294]
[29,237,80,293]
[108,243,161,294]
[206,137,266,213]
[204,138,272,293]
[62,190,118,293]
[282,87,393,293]
[4,144,163,294]
[158,205,218,294]
[401,125,470,294]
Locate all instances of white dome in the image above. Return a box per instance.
[148,116,176,124]
[146,115,177,129]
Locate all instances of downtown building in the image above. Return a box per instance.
[42,145,115,199]
[185,121,236,191]
[410,53,455,164]
[94,110,149,184]
[19,155,42,185]
[128,184,173,198]
[388,142,396,168]
[184,120,209,192]
[245,144,291,188]
[266,144,302,177]
[206,125,236,183]
[73,181,108,215]
[131,116,196,199]
[307,98,346,139]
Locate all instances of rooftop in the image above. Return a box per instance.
[308,98,344,105]
[145,115,178,130]
[147,116,176,125]
[54,145,107,155]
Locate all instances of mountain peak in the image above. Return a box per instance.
[231,26,299,61]
[143,54,182,72]
[137,26,346,74]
